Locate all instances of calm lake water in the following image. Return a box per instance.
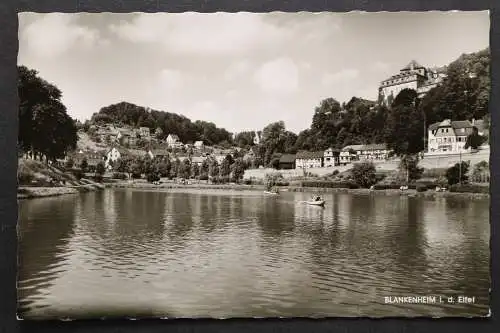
[17,189,490,319]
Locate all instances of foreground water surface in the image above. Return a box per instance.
[18,188,490,319]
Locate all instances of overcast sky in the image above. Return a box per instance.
[18,11,489,134]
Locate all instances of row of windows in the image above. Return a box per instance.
[430,137,466,144]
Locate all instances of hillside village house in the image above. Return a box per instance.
[191,155,207,166]
[338,144,391,165]
[149,149,169,160]
[278,154,296,169]
[358,144,391,161]
[166,134,183,148]
[139,127,151,139]
[295,151,324,169]
[105,147,127,169]
[214,154,226,164]
[194,141,204,150]
[243,149,256,162]
[378,60,447,106]
[71,150,106,169]
[324,148,340,167]
[427,119,484,154]
[339,145,363,165]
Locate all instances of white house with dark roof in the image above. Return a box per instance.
[166,134,183,148]
[324,148,340,167]
[295,151,324,169]
[427,119,476,154]
[194,140,204,150]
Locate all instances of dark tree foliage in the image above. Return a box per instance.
[293,97,386,152]
[90,102,232,146]
[384,89,424,156]
[234,131,256,148]
[351,161,377,188]
[18,66,77,161]
[446,161,470,185]
[419,48,490,124]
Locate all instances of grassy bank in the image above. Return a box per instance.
[110,181,488,200]
[17,158,109,199]
[112,181,266,191]
[287,186,489,200]
[18,183,108,199]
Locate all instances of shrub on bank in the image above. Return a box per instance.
[416,184,428,192]
[71,168,83,180]
[449,184,489,194]
[112,172,127,180]
[17,164,35,185]
[146,172,160,183]
[93,175,103,183]
[301,180,359,189]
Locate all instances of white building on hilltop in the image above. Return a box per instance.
[378,60,447,106]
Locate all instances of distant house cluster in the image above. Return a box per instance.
[276,144,392,170]
[427,118,486,154]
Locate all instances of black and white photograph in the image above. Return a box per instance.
[16,11,491,319]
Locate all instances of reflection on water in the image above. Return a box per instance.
[17,189,490,319]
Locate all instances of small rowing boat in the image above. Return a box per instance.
[305,200,325,207]
[264,191,279,195]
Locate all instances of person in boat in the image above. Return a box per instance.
[312,196,322,201]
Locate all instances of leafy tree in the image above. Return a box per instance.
[384,89,424,156]
[231,158,246,183]
[180,158,191,179]
[190,163,200,179]
[234,131,255,148]
[471,160,489,183]
[399,155,424,183]
[18,66,77,162]
[65,157,74,169]
[421,48,489,123]
[200,159,210,178]
[80,158,88,172]
[130,159,143,179]
[95,161,106,176]
[220,155,232,177]
[208,158,219,178]
[157,161,169,178]
[445,161,470,185]
[351,161,377,188]
[464,126,486,150]
[171,158,181,178]
[264,172,283,191]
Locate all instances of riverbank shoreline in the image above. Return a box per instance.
[110,182,489,200]
[18,183,109,200]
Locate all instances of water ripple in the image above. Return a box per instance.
[17,189,490,319]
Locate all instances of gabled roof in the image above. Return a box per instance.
[191,156,206,163]
[401,60,424,71]
[296,151,324,159]
[342,144,364,151]
[428,122,441,131]
[151,149,169,156]
[450,120,473,130]
[362,143,388,151]
[279,154,296,163]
